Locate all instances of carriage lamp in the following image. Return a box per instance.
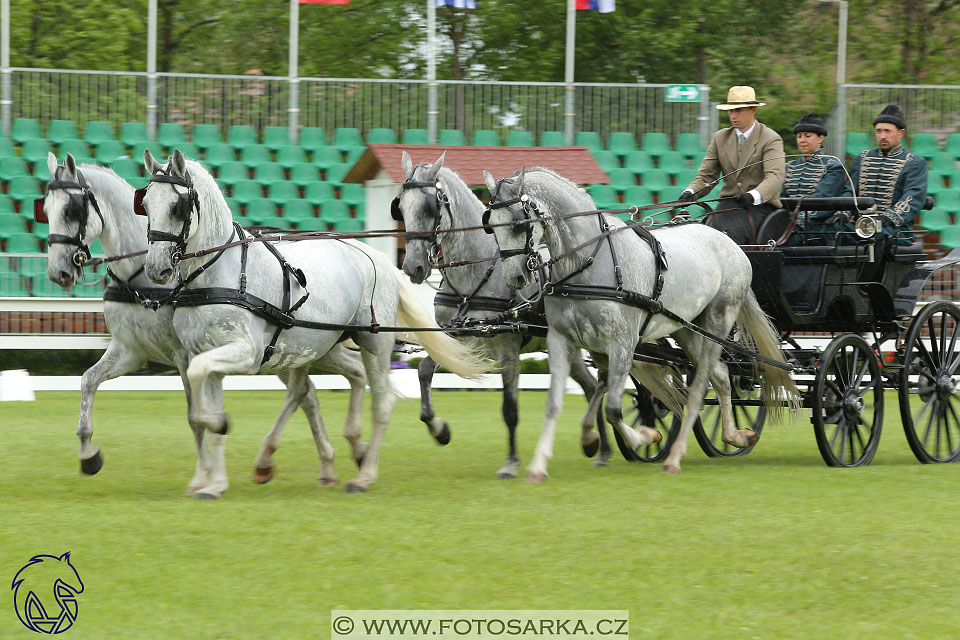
[855,214,881,239]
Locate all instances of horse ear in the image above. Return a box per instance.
[59,552,71,562]
[171,149,186,176]
[515,167,526,192]
[46,152,58,179]
[425,151,445,181]
[482,170,497,193]
[144,148,160,175]
[401,151,414,180]
[64,153,78,179]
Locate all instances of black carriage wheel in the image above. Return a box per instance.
[898,301,960,463]
[679,370,766,457]
[612,375,681,462]
[812,334,883,467]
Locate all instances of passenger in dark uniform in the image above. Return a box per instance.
[780,113,852,244]
[849,105,928,246]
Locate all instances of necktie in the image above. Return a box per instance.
[738,132,746,146]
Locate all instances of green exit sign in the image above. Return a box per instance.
[665,85,701,102]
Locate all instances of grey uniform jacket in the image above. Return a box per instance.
[686,122,785,208]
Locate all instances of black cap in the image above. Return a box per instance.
[873,104,907,130]
[793,113,828,136]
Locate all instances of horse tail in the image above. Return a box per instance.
[393,271,492,381]
[736,289,801,420]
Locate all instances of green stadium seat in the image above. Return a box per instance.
[402,128,429,145]
[224,197,243,218]
[936,189,960,214]
[320,199,351,220]
[606,168,636,187]
[29,273,66,297]
[306,182,336,204]
[227,125,259,150]
[262,126,293,151]
[438,129,467,146]
[324,163,350,183]
[343,147,365,166]
[203,143,237,168]
[120,122,150,148]
[240,145,273,169]
[641,132,671,158]
[575,131,604,150]
[59,140,94,165]
[95,140,129,164]
[253,163,285,188]
[539,131,566,147]
[0,213,28,239]
[0,138,16,158]
[471,130,500,146]
[622,150,653,172]
[505,130,535,147]
[156,123,188,151]
[586,185,619,208]
[299,127,329,151]
[622,185,655,207]
[109,158,143,184]
[337,183,364,205]
[930,152,957,174]
[83,121,116,144]
[0,194,16,213]
[0,272,28,297]
[947,134,960,160]
[311,146,343,168]
[591,150,619,172]
[352,201,365,218]
[268,182,301,206]
[231,180,264,206]
[329,217,364,231]
[5,232,39,253]
[674,169,698,191]
[367,128,398,145]
[129,143,166,165]
[192,124,223,150]
[0,157,30,182]
[216,162,251,189]
[939,225,960,249]
[658,151,687,176]
[12,118,43,144]
[32,221,49,240]
[73,280,106,298]
[911,133,940,159]
[7,176,41,208]
[928,171,950,191]
[608,132,638,156]
[172,142,200,160]
[845,132,871,158]
[333,127,364,151]
[245,199,278,222]
[21,139,53,166]
[675,133,705,158]
[919,207,952,232]
[289,163,319,188]
[47,120,80,145]
[250,215,289,229]
[275,145,307,170]
[282,200,316,222]
[639,169,671,195]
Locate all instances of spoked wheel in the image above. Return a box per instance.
[681,370,766,457]
[613,375,681,462]
[898,301,960,463]
[812,334,883,467]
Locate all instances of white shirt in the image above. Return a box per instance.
[737,122,762,205]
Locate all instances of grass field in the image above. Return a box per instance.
[2,388,959,639]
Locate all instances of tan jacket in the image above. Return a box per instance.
[686,122,785,207]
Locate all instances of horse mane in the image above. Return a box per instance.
[435,166,485,221]
[182,158,233,234]
[520,166,596,223]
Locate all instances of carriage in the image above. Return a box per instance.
[618,196,960,468]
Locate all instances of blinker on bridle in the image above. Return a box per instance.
[482,176,543,271]
[134,164,201,264]
[34,167,105,267]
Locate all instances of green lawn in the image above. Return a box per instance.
[1,389,958,639]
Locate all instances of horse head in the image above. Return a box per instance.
[482,168,542,290]
[140,148,201,284]
[396,150,446,284]
[39,153,105,287]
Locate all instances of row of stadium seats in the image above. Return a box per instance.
[845,131,960,160]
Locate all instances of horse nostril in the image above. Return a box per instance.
[513,275,526,288]
[58,271,73,286]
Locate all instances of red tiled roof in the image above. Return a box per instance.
[343,144,610,186]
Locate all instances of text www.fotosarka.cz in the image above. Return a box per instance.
[331,610,629,639]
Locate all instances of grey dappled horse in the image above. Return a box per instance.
[482,167,799,480]
[39,153,368,493]
[395,151,609,478]
[139,149,489,495]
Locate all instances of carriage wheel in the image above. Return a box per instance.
[812,334,883,467]
[898,301,960,463]
[612,375,681,462]
[683,371,766,457]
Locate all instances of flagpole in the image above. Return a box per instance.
[1,0,10,138]
[564,0,576,145]
[427,0,438,145]
[147,0,157,140]
[288,0,300,144]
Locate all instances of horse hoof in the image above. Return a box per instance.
[649,428,663,445]
[744,429,759,446]
[592,453,611,468]
[319,477,339,487]
[524,472,547,484]
[582,438,600,458]
[661,464,680,474]
[344,482,368,493]
[194,492,219,500]
[80,450,104,476]
[435,421,451,446]
[495,471,517,480]
[252,466,275,484]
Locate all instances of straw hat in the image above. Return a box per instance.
[716,86,766,111]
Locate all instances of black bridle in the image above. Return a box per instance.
[34,167,105,268]
[391,176,450,265]
[134,164,200,264]
[482,175,544,273]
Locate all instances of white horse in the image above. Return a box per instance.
[483,167,799,480]
[39,152,368,493]
[138,149,490,495]
[394,151,609,478]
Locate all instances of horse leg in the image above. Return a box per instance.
[288,368,339,486]
[418,356,450,446]
[525,331,575,483]
[317,346,367,465]
[605,348,662,452]
[76,340,147,475]
[344,337,396,493]
[569,357,608,464]
[496,355,521,479]
[177,362,212,495]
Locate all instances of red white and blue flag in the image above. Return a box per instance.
[436,0,477,7]
[576,0,615,12]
